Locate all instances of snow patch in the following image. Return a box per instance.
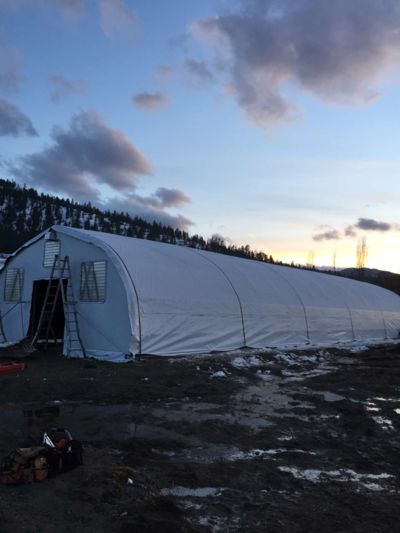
[372,416,394,430]
[361,483,385,491]
[230,355,263,368]
[279,466,394,484]
[229,448,316,461]
[373,396,399,403]
[281,368,332,381]
[211,370,227,378]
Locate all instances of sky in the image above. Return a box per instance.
[0,0,400,273]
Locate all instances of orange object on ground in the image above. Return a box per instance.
[0,362,26,375]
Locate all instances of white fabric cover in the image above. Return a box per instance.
[52,226,400,355]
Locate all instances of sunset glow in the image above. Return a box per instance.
[0,1,399,272]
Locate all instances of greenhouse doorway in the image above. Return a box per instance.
[28,279,66,344]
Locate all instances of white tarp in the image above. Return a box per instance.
[1,225,399,358]
[51,227,400,355]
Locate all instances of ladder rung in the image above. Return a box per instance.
[30,255,86,358]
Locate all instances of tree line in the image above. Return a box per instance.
[1,178,398,295]
[0,179,280,266]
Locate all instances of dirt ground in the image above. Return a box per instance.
[0,343,399,532]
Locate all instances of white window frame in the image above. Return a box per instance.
[80,261,107,302]
[4,268,24,302]
[43,240,61,267]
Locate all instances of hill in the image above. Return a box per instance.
[1,178,399,296]
[0,178,274,263]
[339,268,400,297]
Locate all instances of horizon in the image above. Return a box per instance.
[0,1,399,273]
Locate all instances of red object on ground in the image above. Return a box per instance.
[0,362,26,375]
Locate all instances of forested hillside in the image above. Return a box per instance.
[339,268,400,297]
[0,179,274,264]
[1,179,399,296]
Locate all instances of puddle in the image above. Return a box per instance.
[156,444,316,464]
[151,400,272,430]
[160,487,223,498]
[1,403,189,443]
[153,377,304,431]
[230,378,316,429]
[335,357,357,365]
[156,444,239,464]
[0,374,318,445]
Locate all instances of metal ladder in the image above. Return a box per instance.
[30,255,86,357]
[0,308,7,344]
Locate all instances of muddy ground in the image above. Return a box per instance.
[0,344,399,532]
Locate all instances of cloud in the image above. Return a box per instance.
[185,59,214,87]
[0,47,24,93]
[118,187,191,210]
[312,229,340,242]
[10,110,192,230]
[0,98,37,137]
[152,187,191,208]
[355,217,392,232]
[13,110,152,200]
[104,193,193,230]
[191,0,400,127]
[132,91,170,112]
[344,225,357,238]
[100,0,136,39]
[49,75,86,103]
